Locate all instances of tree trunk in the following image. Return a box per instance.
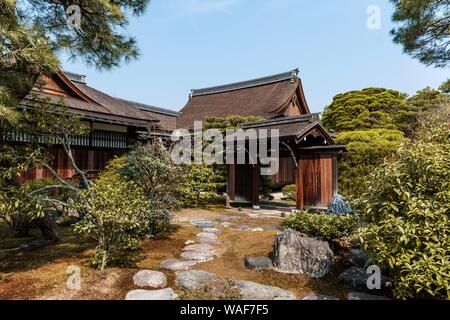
[34,213,62,242]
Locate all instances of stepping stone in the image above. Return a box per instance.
[133,270,167,288]
[244,256,273,270]
[261,225,282,231]
[347,292,391,300]
[251,227,265,232]
[183,243,216,252]
[217,215,241,222]
[185,240,195,245]
[229,224,251,231]
[190,220,215,228]
[160,259,197,271]
[234,280,296,300]
[176,270,217,291]
[221,222,233,228]
[196,232,218,240]
[125,288,176,300]
[302,293,339,300]
[181,250,215,262]
[202,228,222,234]
[198,237,224,245]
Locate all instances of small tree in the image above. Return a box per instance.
[74,162,151,270]
[180,164,219,207]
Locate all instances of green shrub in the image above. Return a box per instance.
[283,211,359,240]
[357,108,450,299]
[282,184,296,201]
[74,163,154,270]
[335,129,406,198]
[180,163,220,207]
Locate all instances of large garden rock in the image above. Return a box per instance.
[180,251,215,262]
[176,270,217,290]
[272,228,335,278]
[125,288,176,300]
[244,256,273,270]
[234,280,296,300]
[133,270,167,288]
[339,267,390,290]
[302,293,339,300]
[160,259,197,271]
[191,220,215,228]
[347,291,391,300]
[345,249,371,268]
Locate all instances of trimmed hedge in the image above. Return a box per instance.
[283,212,359,240]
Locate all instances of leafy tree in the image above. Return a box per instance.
[390,0,450,68]
[335,129,406,198]
[439,78,450,94]
[74,162,152,270]
[357,105,450,299]
[180,164,220,208]
[322,88,408,133]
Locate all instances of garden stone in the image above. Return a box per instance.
[338,266,390,289]
[230,224,251,231]
[221,222,233,228]
[347,292,391,300]
[251,227,264,232]
[181,251,215,262]
[198,237,224,245]
[133,270,167,288]
[185,240,195,245]
[183,243,216,252]
[244,256,273,270]
[160,259,197,271]
[190,220,215,228]
[345,249,371,268]
[234,280,296,300]
[202,228,222,235]
[272,228,335,278]
[261,225,281,231]
[125,288,176,300]
[217,215,241,222]
[176,270,217,290]
[302,293,339,300]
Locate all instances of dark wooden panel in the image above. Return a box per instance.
[271,157,295,186]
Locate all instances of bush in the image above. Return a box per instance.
[282,184,296,201]
[335,129,406,198]
[180,163,220,207]
[74,163,154,270]
[283,211,359,241]
[357,108,450,299]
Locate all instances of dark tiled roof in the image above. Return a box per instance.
[242,115,335,143]
[191,69,299,96]
[177,70,304,129]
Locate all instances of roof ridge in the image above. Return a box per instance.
[242,113,320,128]
[191,69,299,97]
[118,98,181,116]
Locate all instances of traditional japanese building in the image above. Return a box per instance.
[178,69,345,209]
[5,71,179,182]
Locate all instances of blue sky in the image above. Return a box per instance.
[63,0,449,113]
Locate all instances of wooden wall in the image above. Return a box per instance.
[18,147,126,184]
[296,154,337,209]
[271,157,295,186]
[228,164,260,204]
